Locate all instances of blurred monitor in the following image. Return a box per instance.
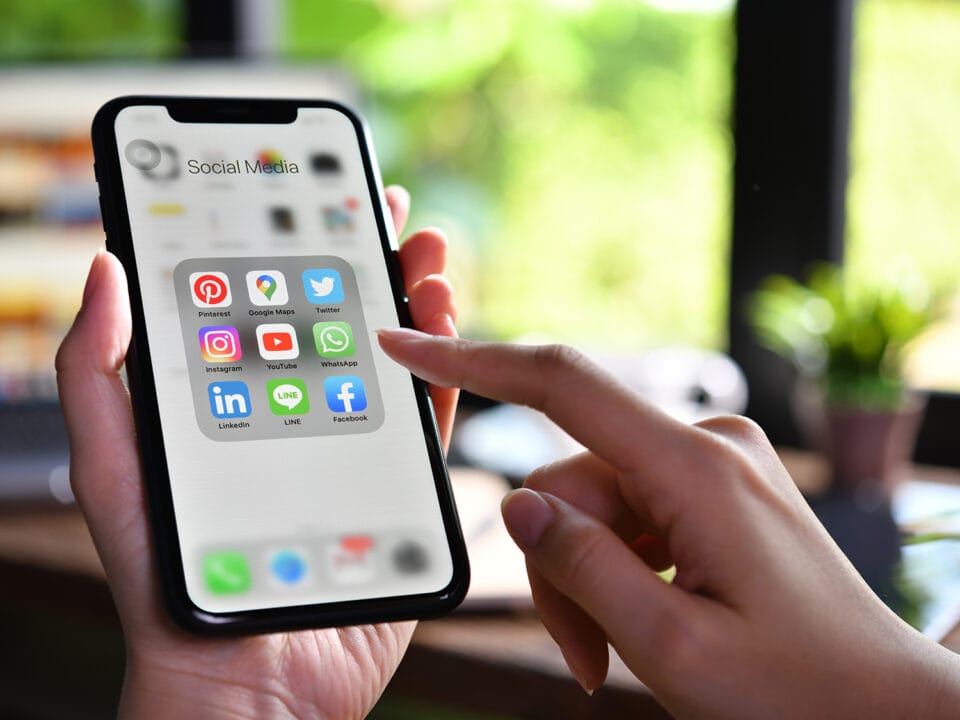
[0,63,352,503]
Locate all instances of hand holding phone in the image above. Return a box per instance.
[57,186,460,718]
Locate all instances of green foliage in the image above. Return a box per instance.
[748,263,943,409]
[0,0,180,59]
[847,0,960,300]
[287,0,734,350]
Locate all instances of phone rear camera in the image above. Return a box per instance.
[124,139,162,171]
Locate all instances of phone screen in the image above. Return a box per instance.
[109,102,459,617]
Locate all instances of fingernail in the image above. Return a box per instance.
[82,248,106,307]
[560,650,596,696]
[501,489,555,548]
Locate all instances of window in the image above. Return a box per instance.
[284,0,735,350]
[847,0,960,393]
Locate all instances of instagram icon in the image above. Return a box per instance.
[199,326,242,362]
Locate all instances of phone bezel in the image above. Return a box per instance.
[91,96,469,634]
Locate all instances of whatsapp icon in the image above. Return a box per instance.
[313,321,355,358]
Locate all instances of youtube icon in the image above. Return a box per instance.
[264,332,294,351]
[256,323,300,360]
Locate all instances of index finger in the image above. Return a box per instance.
[376,330,701,479]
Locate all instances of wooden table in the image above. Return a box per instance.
[0,487,668,718]
[1,456,959,719]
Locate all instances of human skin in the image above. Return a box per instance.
[377,330,960,719]
[56,186,459,720]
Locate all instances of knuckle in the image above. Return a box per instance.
[54,332,77,376]
[524,465,551,492]
[692,416,786,497]
[536,343,584,368]
[553,520,608,592]
[426,272,454,295]
[533,343,588,377]
[531,344,596,401]
[695,414,770,450]
[523,453,586,493]
[54,343,68,375]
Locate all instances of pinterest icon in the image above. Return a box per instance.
[189,271,232,308]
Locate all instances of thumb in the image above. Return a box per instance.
[55,249,137,485]
[501,489,694,683]
[55,250,158,627]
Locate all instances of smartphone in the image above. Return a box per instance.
[91,96,469,634]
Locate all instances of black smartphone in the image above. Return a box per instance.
[91,96,469,634]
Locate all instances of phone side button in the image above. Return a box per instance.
[97,195,111,236]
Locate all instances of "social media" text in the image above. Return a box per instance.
[186,158,301,175]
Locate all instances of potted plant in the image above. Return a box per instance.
[748,263,943,497]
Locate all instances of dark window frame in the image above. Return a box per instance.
[184,0,237,57]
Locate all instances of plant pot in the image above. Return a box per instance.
[792,381,927,498]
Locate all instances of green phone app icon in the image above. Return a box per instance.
[267,378,310,415]
[203,551,251,595]
[313,321,355,358]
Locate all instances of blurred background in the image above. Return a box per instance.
[2,0,960,428]
[2,0,960,718]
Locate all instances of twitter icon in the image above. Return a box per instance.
[302,268,344,304]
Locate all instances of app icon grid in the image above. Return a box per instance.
[174,256,384,441]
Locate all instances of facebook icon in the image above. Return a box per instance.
[323,375,368,413]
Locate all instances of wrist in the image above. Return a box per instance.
[907,637,960,719]
[119,653,313,720]
[856,619,960,719]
